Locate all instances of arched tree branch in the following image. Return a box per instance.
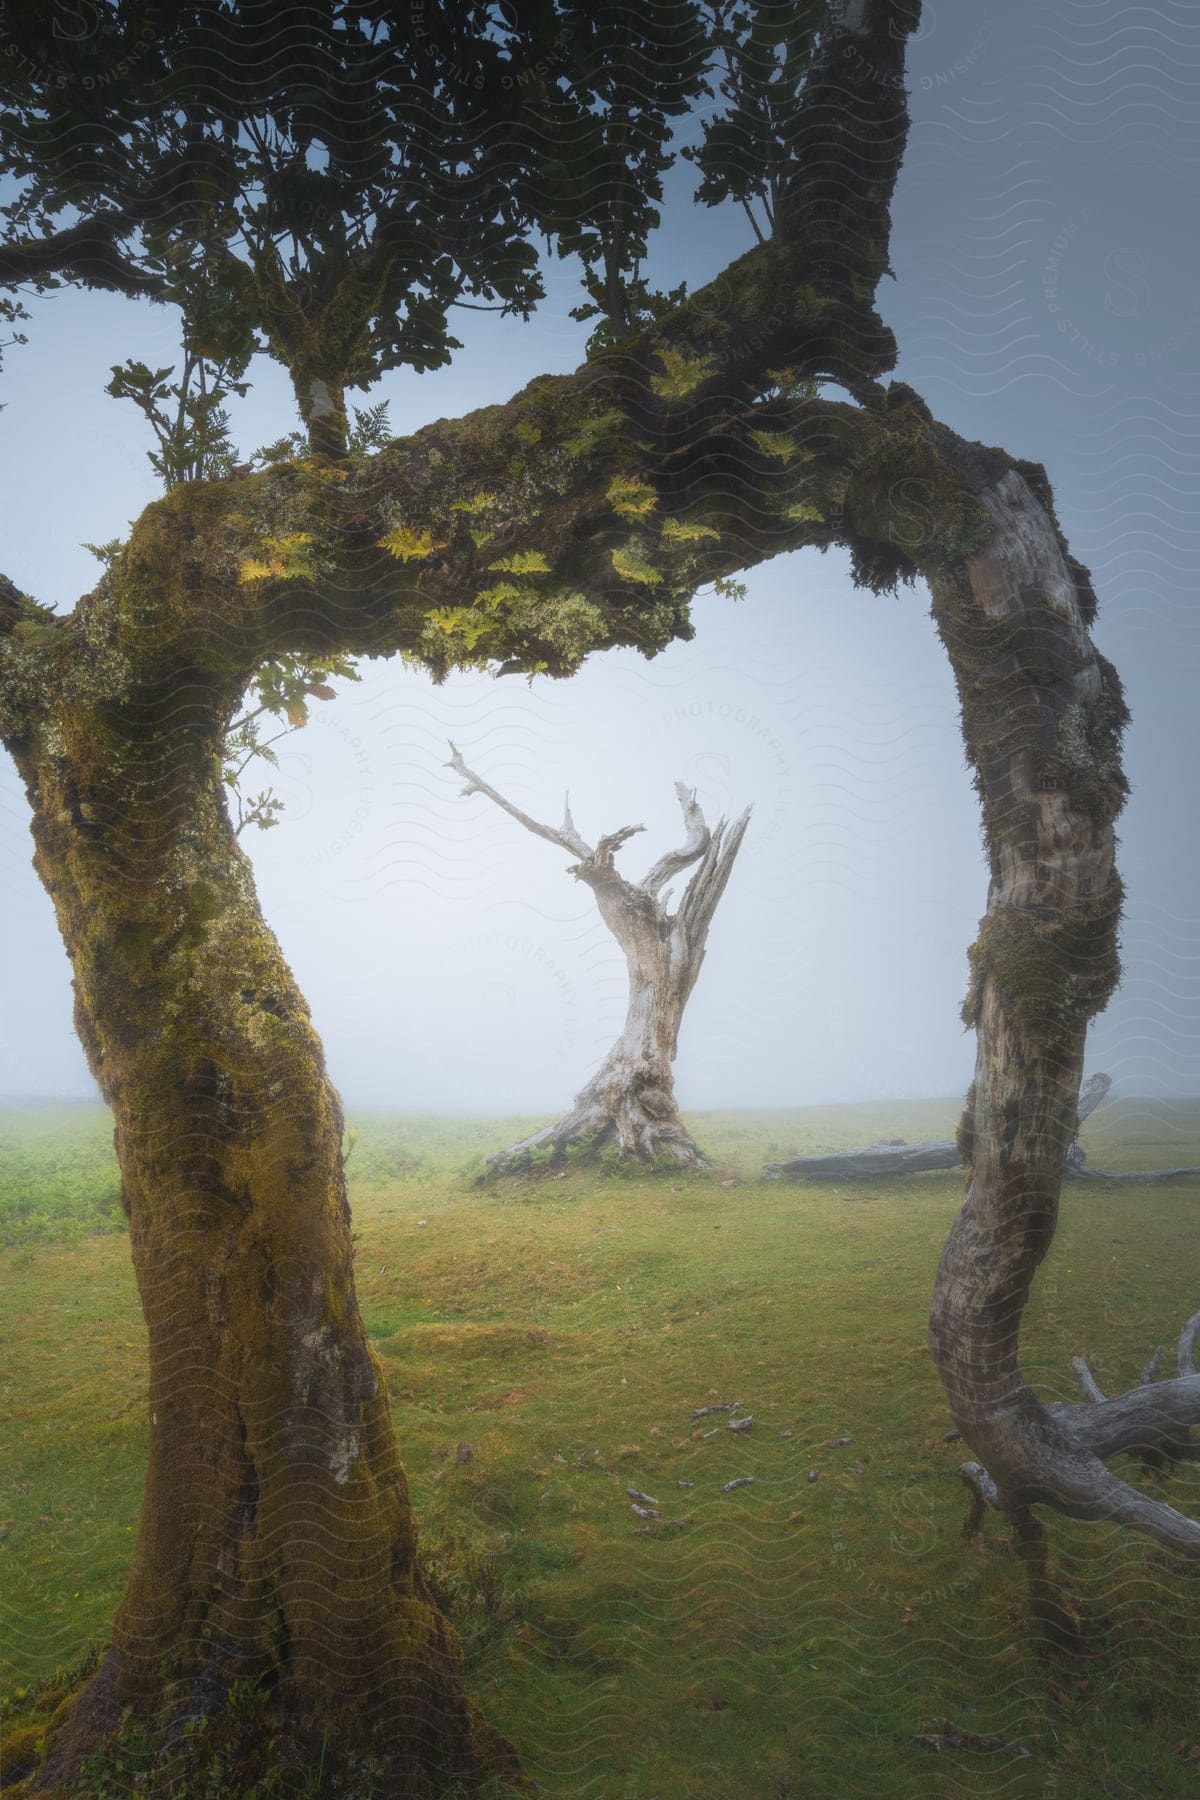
[642,782,710,895]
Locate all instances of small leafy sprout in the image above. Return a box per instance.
[0,296,30,398]
[82,539,125,565]
[428,607,496,650]
[562,409,626,458]
[254,431,307,467]
[785,501,824,524]
[714,575,748,602]
[222,653,359,836]
[474,581,526,609]
[234,787,285,834]
[105,344,250,488]
[450,491,501,514]
[346,399,391,458]
[765,367,818,402]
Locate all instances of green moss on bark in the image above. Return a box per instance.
[961,873,1124,1052]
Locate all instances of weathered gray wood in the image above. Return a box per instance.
[765,1140,964,1180]
[1074,1071,1112,1126]
[766,1129,1200,1186]
[1068,1163,1200,1185]
[963,1310,1200,1535]
[449,748,750,1169]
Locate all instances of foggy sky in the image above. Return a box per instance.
[2,0,1198,1111]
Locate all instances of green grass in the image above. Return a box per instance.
[2,1100,1199,1797]
[0,1104,124,1246]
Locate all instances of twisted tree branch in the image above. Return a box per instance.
[959,1314,1200,1555]
[642,783,710,896]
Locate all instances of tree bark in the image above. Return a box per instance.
[8,695,522,1793]
[290,366,349,460]
[925,449,1200,1561]
[447,751,749,1170]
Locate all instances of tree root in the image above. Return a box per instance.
[488,1094,707,1172]
[958,1309,1200,1564]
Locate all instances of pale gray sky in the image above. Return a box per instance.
[2,0,1198,1109]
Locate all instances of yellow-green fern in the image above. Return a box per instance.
[661,517,720,544]
[378,525,448,563]
[607,476,657,519]
[487,550,551,575]
[650,346,716,400]
[611,544,663,586]
[238,533,315,585]
[748,429,798,466]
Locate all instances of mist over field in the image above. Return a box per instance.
[2,0,1197,1113]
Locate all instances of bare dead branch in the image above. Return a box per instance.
[642,783,710,895]
[446,740,591,858]
[766,1140,965,1180]
[678,808,753,943]
[1071,1357,1106,1405]
[764,1074,1200,1184]
[959,1311,1200,1556]
[584,824,647,876]
[1070,1164,1200,1185]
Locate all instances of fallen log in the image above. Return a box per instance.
[764,1141,1200,1184]
[763,1074,1200,1183]
[1068,1163,1200,1185]
[763,1140,963,1180]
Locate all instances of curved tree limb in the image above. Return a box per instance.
[4,0,923,702]
[642,782,710,896]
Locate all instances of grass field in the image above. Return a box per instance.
[2,1099,1198,1797]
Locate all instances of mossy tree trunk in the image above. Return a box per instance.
[925,451,1200,1570]
[290,367,349,460]
[8,690,521,1793]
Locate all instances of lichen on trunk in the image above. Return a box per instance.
[6,686,522,1794]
